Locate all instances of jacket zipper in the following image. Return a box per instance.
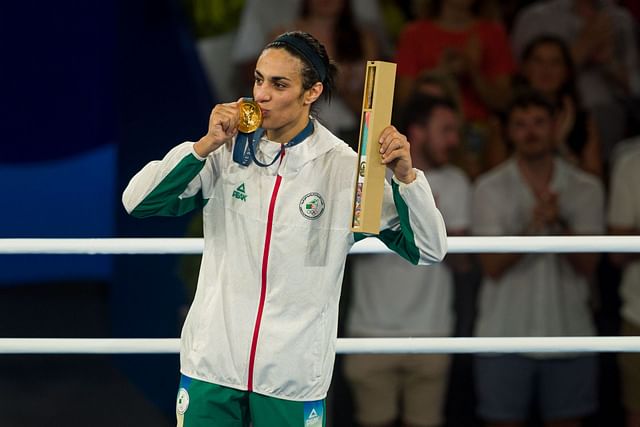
[247,147,285,391]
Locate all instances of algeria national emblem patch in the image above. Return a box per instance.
[299,192,325,220]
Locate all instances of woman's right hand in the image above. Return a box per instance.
[194,101,241,157]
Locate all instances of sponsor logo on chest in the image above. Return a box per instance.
[232,183,248,202]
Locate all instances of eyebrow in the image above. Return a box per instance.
[254,70,291,83]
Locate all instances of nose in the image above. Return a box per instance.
[253,84,271,104]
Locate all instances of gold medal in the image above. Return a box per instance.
[237,99,262,133]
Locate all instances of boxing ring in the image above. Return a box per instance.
[1,236,640,355]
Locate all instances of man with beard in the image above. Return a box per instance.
[344,94,469,427]
[471,91,604,427]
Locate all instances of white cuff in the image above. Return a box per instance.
[392,168,424,189]
[190,142,208,161]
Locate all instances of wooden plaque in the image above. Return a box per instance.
[351,61,396,235]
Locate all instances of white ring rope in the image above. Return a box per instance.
[2,337,640,354]
[1,236,639,355]
[1,235,640,254]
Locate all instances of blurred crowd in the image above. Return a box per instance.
[184,0,640,425]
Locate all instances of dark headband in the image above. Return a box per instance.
[272,34,327,83]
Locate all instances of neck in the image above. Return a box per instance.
[438,4,473,29]
[266,115,310,144]
[517,153,554,193]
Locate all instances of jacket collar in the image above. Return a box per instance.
[253,118,342,176]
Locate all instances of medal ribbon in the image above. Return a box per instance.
[232,120,314,167]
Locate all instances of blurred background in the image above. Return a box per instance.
[1,0,213,425]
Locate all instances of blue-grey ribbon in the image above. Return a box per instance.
[232,120,314,167]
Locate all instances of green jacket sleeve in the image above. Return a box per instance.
[122,142,209,218]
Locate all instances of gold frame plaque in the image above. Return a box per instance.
[351,61,397,235]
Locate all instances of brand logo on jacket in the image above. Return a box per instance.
[299,192,325,220]
[304,401,323,427]
[232,183,248,202]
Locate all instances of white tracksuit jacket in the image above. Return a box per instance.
[122,119,447,401]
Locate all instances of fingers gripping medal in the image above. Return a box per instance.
[237,99,263,133]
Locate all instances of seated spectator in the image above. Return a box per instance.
[607,137,640,427]
[515,35,603,177]
[410,69,506,179]
[471,91,605,427]
[344,95,471,427]
[511,0,640,161]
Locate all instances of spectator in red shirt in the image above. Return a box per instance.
[395,0,514,123]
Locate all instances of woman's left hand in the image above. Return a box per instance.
[379,125,416,184]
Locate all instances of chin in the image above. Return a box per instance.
[261,117,274,129]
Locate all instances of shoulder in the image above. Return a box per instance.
[559,159,603,193]
[330,141,358,163]
[437,165,470,187]
[314,120,357,159]
[474,160,514,191]
[319,129,360,184]
[429,166,471,201]
[614,147,640,177]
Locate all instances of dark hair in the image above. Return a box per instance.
[399,94,457,134]
[413,70,461,112]
[518,35,581,107]
[505,90,556,122]
[265,31,338,103]
[300,0,363,62]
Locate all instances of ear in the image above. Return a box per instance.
[303,82,323,105]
